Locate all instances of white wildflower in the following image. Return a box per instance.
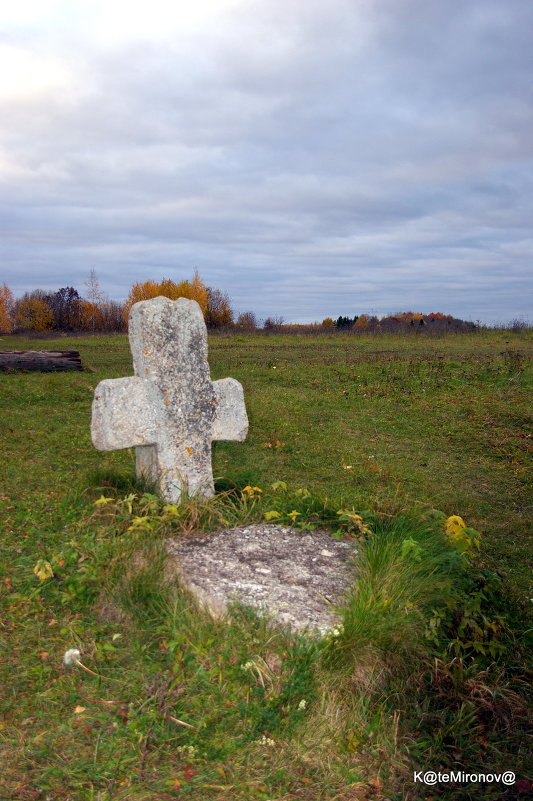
[253,735,275,747]
[240,660,255,672]
[63,648,81,667]
[298,699,307,711]
[175,745,197,759]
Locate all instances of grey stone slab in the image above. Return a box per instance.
[166,524,358,634]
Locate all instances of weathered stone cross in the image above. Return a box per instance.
[91,296,248,502]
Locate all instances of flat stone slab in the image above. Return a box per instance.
[166,524,358,635]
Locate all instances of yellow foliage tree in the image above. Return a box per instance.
[394,311,424,324]
[15,295,53,331]
[124,280,161,309]
[353,314,370,330]
[189,271,209,314]
[123,271,210,320]
[0,283,15,333]
[79,300,105,331]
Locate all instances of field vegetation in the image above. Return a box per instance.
[0,328,531,800]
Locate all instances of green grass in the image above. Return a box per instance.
[0,329,531,800]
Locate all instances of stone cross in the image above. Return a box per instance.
[91,296,248,502]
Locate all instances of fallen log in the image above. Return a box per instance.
[0,350,83,372]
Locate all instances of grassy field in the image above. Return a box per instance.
[0,329,531,800]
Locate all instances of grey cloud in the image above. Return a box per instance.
[1,0,532,323]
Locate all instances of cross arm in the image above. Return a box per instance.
[211,378,248,441]
[91,376,157,451]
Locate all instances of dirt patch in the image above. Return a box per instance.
[166,524,358,634]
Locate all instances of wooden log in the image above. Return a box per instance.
[0,350,83,372]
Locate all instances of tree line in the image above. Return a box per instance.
[0,271,260,334]
[0,271,476,334]
[321,311,476,333]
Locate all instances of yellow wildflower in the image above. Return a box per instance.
[241,485,263,499]
[445,515,466,536]
[94,496,114,507]
[33,560,54,582]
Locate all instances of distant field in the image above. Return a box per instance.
[1,328,531,800]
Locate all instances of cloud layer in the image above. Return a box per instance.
[1,0,532,322]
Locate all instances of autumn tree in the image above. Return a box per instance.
[100,300,126,332]
[0,283,15,333]
[15,291,53,331]
[235,311,258,330]
[124,272,211,321]
[389,311,424,326]
[205,287,233,328]
[79,300,104,331]
[189,271,209,314]
[123,279,163,311]
[353,314,370,330]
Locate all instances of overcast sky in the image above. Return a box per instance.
[1,0,532,323]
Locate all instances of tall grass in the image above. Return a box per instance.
[331,516,463,669]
